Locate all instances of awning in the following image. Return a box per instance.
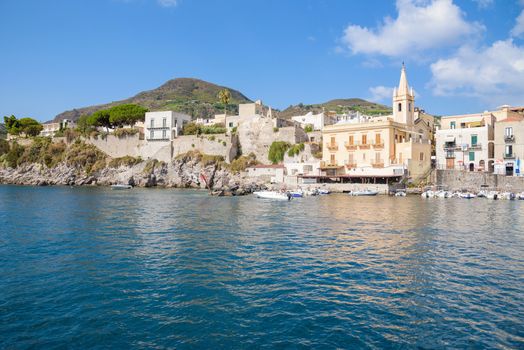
[444,136,455,143]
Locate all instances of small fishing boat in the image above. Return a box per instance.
[435,190,450,198]
[111,184,132,190]
[486,191,499,200]
[500,192,516,200]
[394,191,407,197]
[421,190,434,198]
[349,189,379,196]
[289,190,304,198]
[317,189,330,195]
[253,191,292,201]
[517,192,524,200]
[459,192,476,199]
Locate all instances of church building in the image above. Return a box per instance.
[317,64,433,184]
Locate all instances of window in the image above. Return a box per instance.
[505,127,513,136]
[362,134,367,145]
[162,130,167,139]
[408,102,411,111]
[469,152,475,161]
[304,165,313,172]
[375,152,381,162]
[420,152,424,161]
[150,130,154,139]
[375,133,381,145]
[506,145,513,156]
[398,103,402,112]
[229,122,234,127]
[362,153,366,160]
[175,120,178,128]
[471,135,477,146]
[330,154,336,164]
[348,153,354,163]
[348,135,354,145]
[450,121,456,129]
[162,118,167,127]
[331,136,335,145]
[460,122,466,128]
[150,119,154,128]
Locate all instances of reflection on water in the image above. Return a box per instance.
[0,186,523,349]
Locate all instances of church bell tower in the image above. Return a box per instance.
[392,63,415,126]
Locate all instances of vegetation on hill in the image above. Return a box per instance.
[53,78,252,123]
[3,115,43,137]
[0,124,6,139]
[268,141,291,164]
[278,98,391,118]
[182,122,226,135]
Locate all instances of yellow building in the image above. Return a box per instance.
[320,65,432,183]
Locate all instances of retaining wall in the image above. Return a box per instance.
[434,169,524,191]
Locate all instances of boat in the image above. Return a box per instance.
[111,184,132,190]
[253,191,292,200]
[317,189,330,195]
[421,190,434,198]
[459,192,476,199]
[289,190,304,198]
[486,191,499,200]
[500,192,516,200]
[394,191,407,197]
[435,190,450,198]
[517,192,524,200]
[349,189,379,196]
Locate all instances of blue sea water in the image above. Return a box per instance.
[0,185,523,349]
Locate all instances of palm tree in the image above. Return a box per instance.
[218,89,231,132]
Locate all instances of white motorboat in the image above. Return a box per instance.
[394,191,407,197]
[435,190,450,198]
[517,192,524,200]
[459,192,476,199]
[421,190,434,198]
[500,192,516,200]
[317,189,330,195]
[111,184,132,190]
[349,189,379,196]
[253,191,292,200]
[486,191,499,200]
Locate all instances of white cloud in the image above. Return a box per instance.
[369,86,394,102]
[341,0,483,57]
[430,40,524,105]
[511,10,524,37]
[157,0,178,7]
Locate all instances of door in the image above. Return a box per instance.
[506,164,514,176]
[469,163,474,171]
[446,158,455,170]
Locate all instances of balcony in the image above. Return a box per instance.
[444,143,458,151]
[503,153,515,159]
[469,143,482,150]
[372,142,384,149]
[320,161,342,169]
[372,161,384,168]
[344,142,358,150]
[345,162,357,168]
[326,142,339,151]
[359,143,371,149]
[505,135,515,143]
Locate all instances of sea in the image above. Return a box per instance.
[0,185,523,349]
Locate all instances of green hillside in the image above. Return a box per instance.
[279,98,391,118]
[53,78,252,122]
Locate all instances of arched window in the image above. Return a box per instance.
[398,103,402,112]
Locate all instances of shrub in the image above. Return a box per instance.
[228,153,258,173]
[183,122,200,135]
[208,135,216,141]
[304,124,314,133]
[273,127,279,133]
[0,139,9,156]
[113,128,139,138]
[4,142,25,168]
[287,143,305,157]
[268,141,290,164]
[222,141,227,146]
[108,156,142,168]
[143,159,165,174]
[65,141,107,174]
[231,126,237,134]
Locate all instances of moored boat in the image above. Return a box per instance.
[111,184,132,190]
[394,191,406,197]
[349,189,379,196]
[253,191,292,200]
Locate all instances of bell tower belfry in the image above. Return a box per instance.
[392,63,415,126]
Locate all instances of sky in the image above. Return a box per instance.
[0,0,523,122]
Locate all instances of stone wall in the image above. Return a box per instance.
[172,134,238,162]
[433,169,524,191]
[238,116,308,164]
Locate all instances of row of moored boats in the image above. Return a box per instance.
[420,189,524,200]
[253,188,381,200]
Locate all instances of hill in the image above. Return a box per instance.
[278,98,391,118]
[53,78,252,122]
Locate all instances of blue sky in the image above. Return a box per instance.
[1,0,523,122]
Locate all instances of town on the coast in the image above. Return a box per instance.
[1,64,524,199]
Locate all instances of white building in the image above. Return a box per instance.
[291,112,328,131]
[435,113,495,172]
[40,119,76,137]
[145,111,191,142]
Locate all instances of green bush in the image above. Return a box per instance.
[4,142,24,168]
[0,139,9,156]
[287,143,305,157]
[143,159,166,174]
[65,141,107,174]
[113,128,139,138]
[222,141,227,146]
[108,156,142,168]
[273,127,279,133]
[228,153,258,173]
[268,141,290,164]
[304,124,314,133]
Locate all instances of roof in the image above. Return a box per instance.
[497,115,524,123]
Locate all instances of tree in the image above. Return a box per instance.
[18,117,42,137]
[108,104,148,127]
[182,122,201,135]
[76,115,91,135]
[87,110,111,131]
[4,115,21,135]
[218,89,231,131]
